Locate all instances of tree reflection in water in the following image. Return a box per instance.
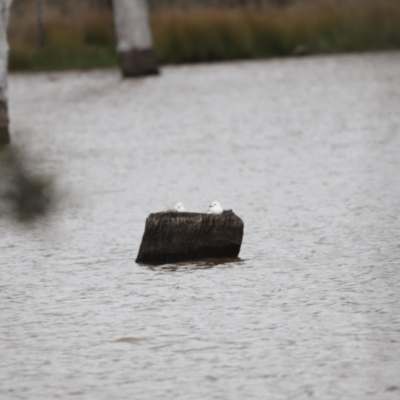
[0,146,55,221]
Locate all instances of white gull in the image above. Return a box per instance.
[207,201,223,214]
[174,202,185,212]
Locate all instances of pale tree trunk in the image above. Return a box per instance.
[112,0,158,78]
[0,0,11,145]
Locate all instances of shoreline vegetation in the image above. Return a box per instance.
[8,0,400,72]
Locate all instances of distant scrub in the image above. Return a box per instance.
[8,7,117,71]
[151,1,400,64]
[8,0,400,71]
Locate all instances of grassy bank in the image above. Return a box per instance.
[8,0,400,71]
[8,6,117,71]
[152,2,400,63]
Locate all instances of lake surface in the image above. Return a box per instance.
[1,52,400,399]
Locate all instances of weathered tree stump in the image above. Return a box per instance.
[136,210,244,265]
[118,49,158,78]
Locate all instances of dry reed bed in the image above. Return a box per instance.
[152,2,400,63]
[8,5,116,70]
[8,1,400,71]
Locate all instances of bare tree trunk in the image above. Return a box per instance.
[0,0,12,145]
[112,0,158,78]
[37,0,46,47]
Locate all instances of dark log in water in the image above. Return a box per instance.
[136,210,244,265]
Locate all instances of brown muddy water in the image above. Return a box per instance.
[1,52,400,399]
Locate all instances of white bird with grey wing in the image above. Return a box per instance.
[207,201,223,214]
[174,202,185,212]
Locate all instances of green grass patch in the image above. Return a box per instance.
[10,45,117,71]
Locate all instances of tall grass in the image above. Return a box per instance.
[151,1,400,64]
[8,4,117,71]
[8,0,400,71]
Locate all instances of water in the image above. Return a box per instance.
[1,52,400,399]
